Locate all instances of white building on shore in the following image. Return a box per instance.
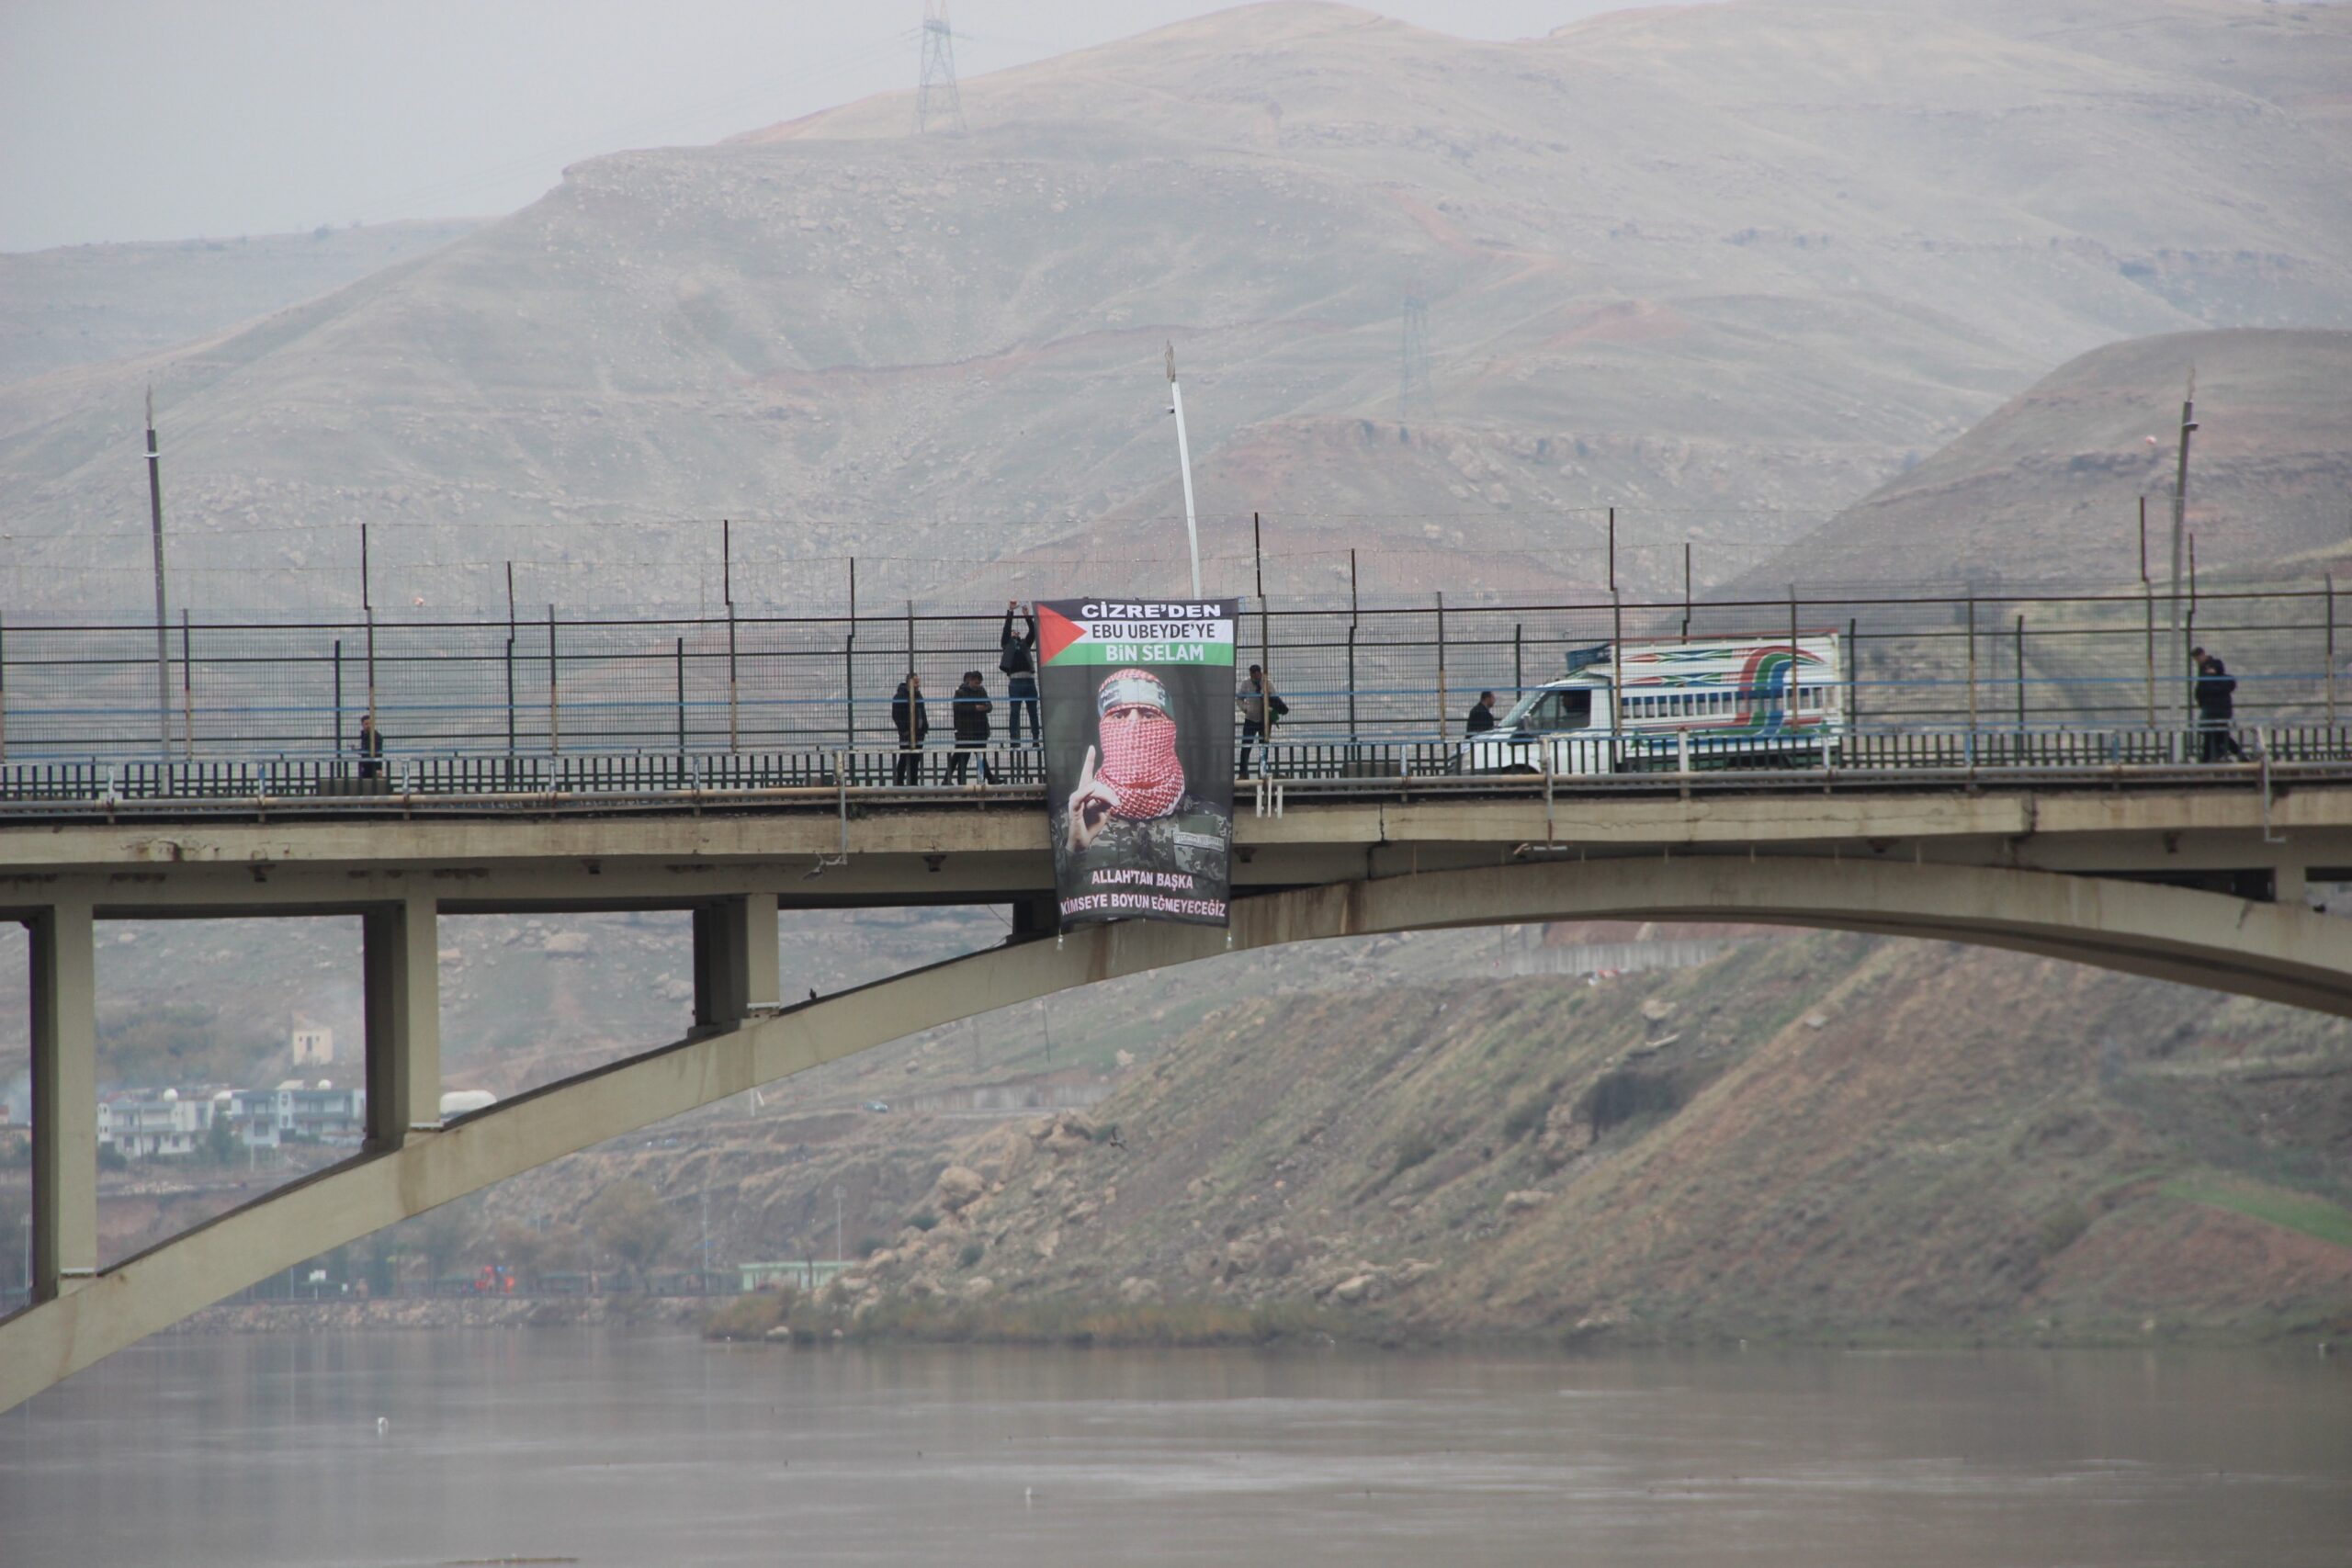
[98,1081,366,1159]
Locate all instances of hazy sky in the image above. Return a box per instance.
[0,1,1642,254]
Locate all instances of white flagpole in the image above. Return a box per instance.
[1166,344,1203,597]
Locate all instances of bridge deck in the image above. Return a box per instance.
[4,769,2346,913]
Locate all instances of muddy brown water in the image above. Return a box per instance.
[3,1331,2344,1566]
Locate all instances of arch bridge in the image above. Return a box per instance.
[6,761,2352,1410]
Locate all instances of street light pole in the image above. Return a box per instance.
[833,1184,844,1264]
[144,387,171,756]
[2168,368,2199,748]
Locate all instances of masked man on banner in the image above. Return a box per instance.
[1059,667,1230,885]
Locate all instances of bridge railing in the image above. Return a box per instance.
[4,726,2347,809]
[0,587,2343,764]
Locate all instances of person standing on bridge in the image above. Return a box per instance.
[1236,664,1279,778]
[891,672,929,785]
[355,712,385,781]
[947,670,996,785]
[2194,651,2245,762]
[1001,601,1040,746]
[1467,691,1498,735]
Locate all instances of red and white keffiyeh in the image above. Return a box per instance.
[1094,669,1187,820]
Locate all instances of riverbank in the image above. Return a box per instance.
[165,1288,2344,1349]
[172,1293,709,1336]
[700,1286,2346,1353]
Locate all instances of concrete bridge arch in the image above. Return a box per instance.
[7,854,2349,1411]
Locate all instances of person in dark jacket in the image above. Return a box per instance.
[947,670,995,784]
[2195,653,2245,761]
[1466,692,1498,735]
[1236,664,1277,778]
[1001,601,1040,745]
[355,713,385,780]
[891,673,929,785]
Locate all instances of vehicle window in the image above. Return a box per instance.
[1508,687,1594,732]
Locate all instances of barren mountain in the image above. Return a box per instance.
[1749,328,2352,592]
[3,0,2348,616]
[0,220,479,386]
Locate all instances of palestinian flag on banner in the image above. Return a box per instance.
[1036,599,1238,668]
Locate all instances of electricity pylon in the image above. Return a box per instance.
[1399,282,1434,421]
[916,0,966,136]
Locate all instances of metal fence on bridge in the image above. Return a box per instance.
[0,586,2342,766]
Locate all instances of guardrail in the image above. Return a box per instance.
[2,727,2340,816]
[0,585,2343,763]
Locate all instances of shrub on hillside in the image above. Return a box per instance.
[2036,1201,2091,1258]
[1502,1094,1551,1141]
[1580,1068,1682,1134]
[1389,1131,1440,1179]
[705,1292,790,1340]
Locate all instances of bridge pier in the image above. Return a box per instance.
[1010,895,1059,939]
[363,895,442,1145]
[693,893,780,1034]
[28,900,97,1302]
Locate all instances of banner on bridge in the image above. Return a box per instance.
[1036,596,1238,929]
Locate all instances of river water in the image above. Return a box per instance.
[3,1331,2344,1566]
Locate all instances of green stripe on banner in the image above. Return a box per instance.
[1048,640,1235,668]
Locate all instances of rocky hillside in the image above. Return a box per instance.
[831,928,2352,1342]
[1748,329,2352,592]
[0,220,479,385]
[5,0,2348,615]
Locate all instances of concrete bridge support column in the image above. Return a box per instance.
[693,893,779,1033]
[363,895,441,1146]
[28,900,97,1302]
[1010,896,1058,939]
